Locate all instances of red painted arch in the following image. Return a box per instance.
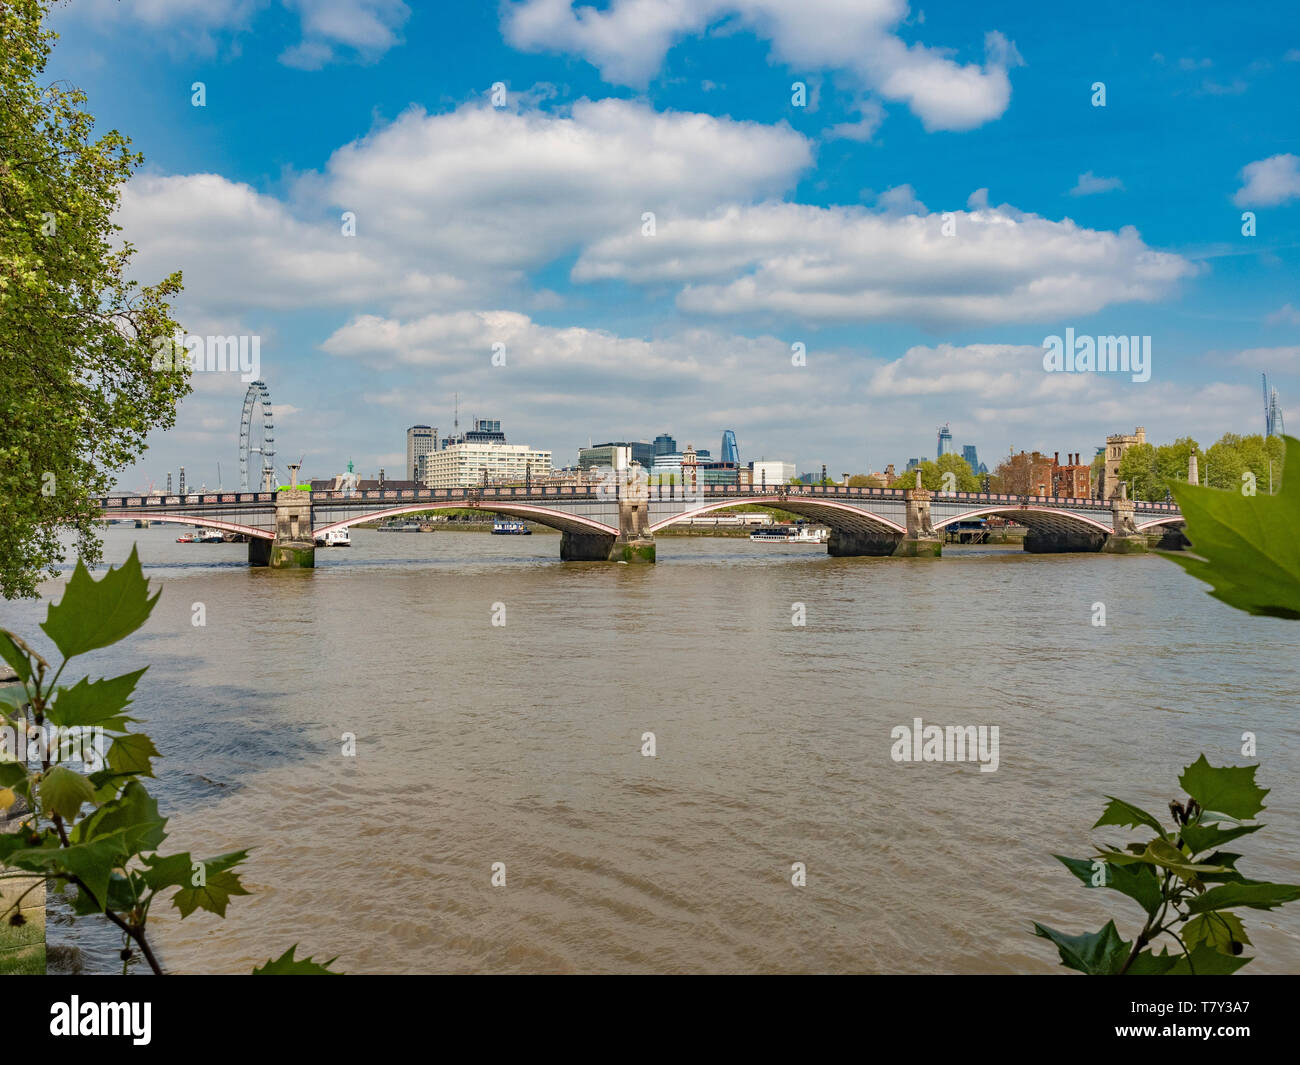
[649,496,907,534]
[312,501,618,536]
[931,505,1114,534]
[108,514,274,540]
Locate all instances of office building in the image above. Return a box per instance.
[653,433,677,457]
[937,424,954,459]
[579,440,656,470]
[750,460,795,487]
[420,440,551,488]
[720,430,739,465]
[406,425,435,482]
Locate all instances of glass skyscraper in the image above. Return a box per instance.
[721,429,739,465]
[654,433,676,456]
[936,423,953,460]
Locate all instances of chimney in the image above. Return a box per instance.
[1054,451,1059,466]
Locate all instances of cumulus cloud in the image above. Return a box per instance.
[1234,154,1300,207]
[73,0,409,67]
[573,199,1195,327]
[501,0,1023,131]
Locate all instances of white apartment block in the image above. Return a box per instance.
[419,442,552,488]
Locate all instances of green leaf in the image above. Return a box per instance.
[1162,436,1300,618]
[106,733,160,777]
[1142,838,1229,880]
[1179,756,1268,820]
[1093,797,1166,836]
[142,848,247,892]
[253,944,341,975]
[8,833,129,910]
[1033,920,1130,974]
[172,868,250,918]
[1165,943,1252,975]
[74,779,166,854]
[46,668,147,728]
[1186,881,1300,914]
[1054,855,1164,916]
[1184,912,1252,954]
[40,548,159,660]
[1124,949,1180,975]
[39,765,95,820]
[1180,822,1262,855]
[0,631,32,684]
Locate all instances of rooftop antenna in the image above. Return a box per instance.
[217,461,222,492]
[453,393,459,433]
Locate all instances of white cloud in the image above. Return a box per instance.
[1266,304,1300,325]
[1234,154,1300,207]
[573,199,1195,327]
[501,0,1024,131]
[1228,346,1300,367]
[1069,171,1124,196]
[73,0,409,67]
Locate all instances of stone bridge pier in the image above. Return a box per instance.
[249,488,315,568]
[559,474,656,563]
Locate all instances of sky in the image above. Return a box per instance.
[42,0,1300,489]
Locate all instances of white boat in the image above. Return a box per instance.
[750,524,829,544]
[491,518,531,535]
[314,528,351,547]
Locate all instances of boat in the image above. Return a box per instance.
[314,528,351,547]
[176,527,224,543]
[749,524,829,544]
[492,518,532,535]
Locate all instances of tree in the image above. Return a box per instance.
[991,451,1035,495]
[904,454,979,492]
[846,474,884,488]
[1,0,188,598]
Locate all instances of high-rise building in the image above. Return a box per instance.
[442,418,503,449]
[937,424,953,459]
[579,441,656,469]
[654,433,677,457]
[961,444,979,472]
[406,425,435,482]
[720,429,739,465]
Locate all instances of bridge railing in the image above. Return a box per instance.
[96,486,1180,511]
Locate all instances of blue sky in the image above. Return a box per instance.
[45,0,1300,487]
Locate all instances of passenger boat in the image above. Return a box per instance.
[314,528,351,547]
[492,518,532,535]
[749,524,829,544]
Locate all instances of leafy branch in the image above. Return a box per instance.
[0,547,338,974]
[1035,757,1299,974]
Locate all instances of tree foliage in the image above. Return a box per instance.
[900,454,979,492]
[1118,434,1282,501]
[0,0,189,598]
[0,549,338,973]
[1036,756,1298,974]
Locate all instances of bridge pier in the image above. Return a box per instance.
[898,485,942,557]
[1023,529,1106,553]
[827,529,901,556]
[1101,493,1148,554]
[249,488,315,568]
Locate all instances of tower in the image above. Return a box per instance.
[721,429,739,465]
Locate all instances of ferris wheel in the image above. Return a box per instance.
[239,380,278,491]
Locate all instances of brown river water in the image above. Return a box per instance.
[4,525,1299,974]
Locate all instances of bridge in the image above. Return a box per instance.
[96,478,1184,567]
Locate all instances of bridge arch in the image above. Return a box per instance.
[1135,515,1187,532]
[649,496,906,535]
[932,505,1113,537]
[112,514,274,540]
[312,502,618,537]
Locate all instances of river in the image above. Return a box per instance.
[4,525,1298,974]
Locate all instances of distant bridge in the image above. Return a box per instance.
[97,482,1183,567]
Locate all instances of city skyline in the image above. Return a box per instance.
[45,3,1299,491]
